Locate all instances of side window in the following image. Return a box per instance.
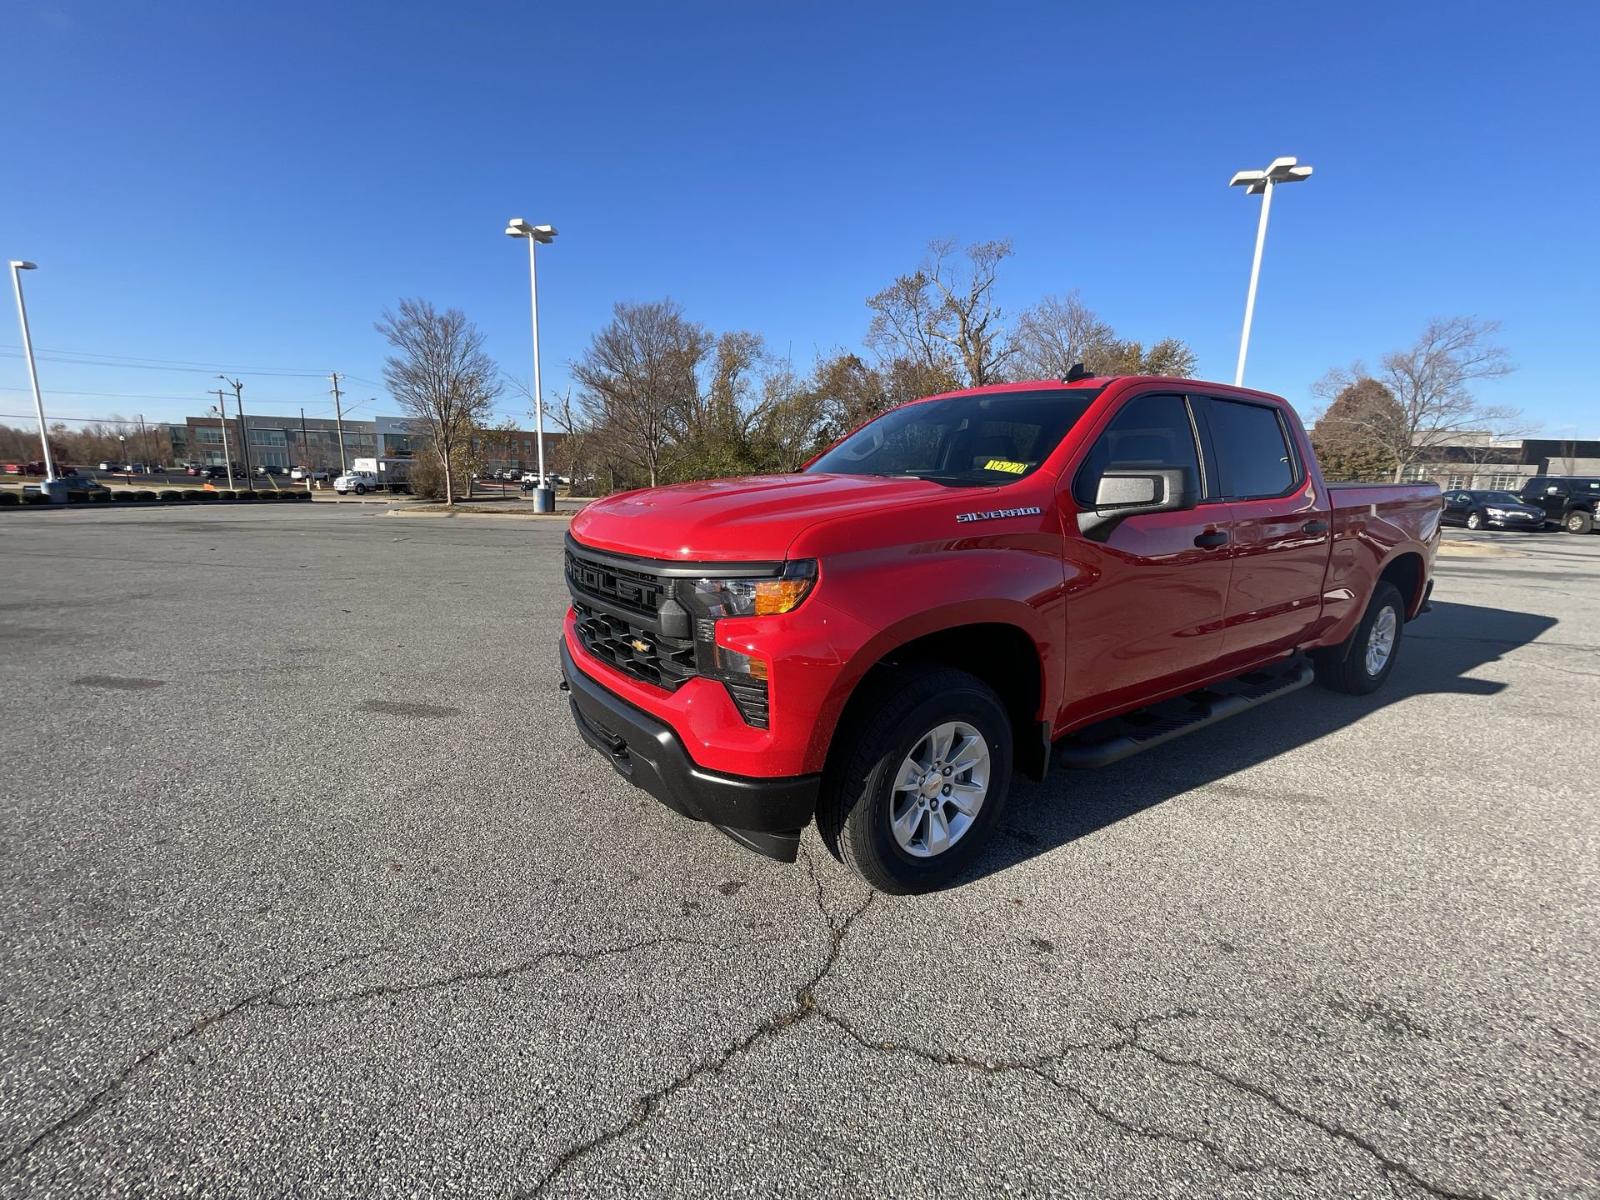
[1207,398,1296,499]
[1073,393,1201,507]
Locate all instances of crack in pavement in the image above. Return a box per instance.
[812,1007,1315,1182]
[263,935,730,1012]
[0,947,390,1170]
[1111,1018,1501,1200]
[520,852,875,1198]
[0,934,731,1173]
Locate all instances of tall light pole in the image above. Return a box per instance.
[1229,156,1313,386]
[8,260,57,483]
[505,217,557,508]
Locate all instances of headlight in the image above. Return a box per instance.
[687,560,817,618]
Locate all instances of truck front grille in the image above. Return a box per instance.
[572,603,697,690]
[564,549,664,618]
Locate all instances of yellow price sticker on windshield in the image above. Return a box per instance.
[984,459,1028,475]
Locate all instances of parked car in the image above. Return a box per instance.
[1441,489,1545,531]
[97,461,113,471]
[1519,475,1600,533]
[560,372,1442,892]
[23,475,109,500]
[2,463,22,475]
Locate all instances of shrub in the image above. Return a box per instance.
[0,491,19,506]
[22,491,47,505]
[233,490,257,502]
[158,489,183,502]
[133,489,158,501]
[179,490,202,502]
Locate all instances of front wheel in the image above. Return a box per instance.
[1465,511,1485,530]
[817,666,1013,894]
[1565,510,1594,534]
[1314,581,1406,696]
[354,483,367,496]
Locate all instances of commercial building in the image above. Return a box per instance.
[1400,435,1600,490]
[167,413,563,474]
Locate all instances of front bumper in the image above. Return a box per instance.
[560,639,819,862]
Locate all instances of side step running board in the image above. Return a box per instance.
[1056,658,1315,769]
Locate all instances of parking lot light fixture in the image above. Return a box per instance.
[8,260,56,482]
[1229,156,1314,386]
[505,217,557,501]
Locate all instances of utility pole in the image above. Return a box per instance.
[300,407,312,489]
[219,376,253,490]
[329,372,348,474]
[209,389,234,490]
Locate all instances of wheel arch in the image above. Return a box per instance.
[1378,550,1427,619]
[817,617,1050,783]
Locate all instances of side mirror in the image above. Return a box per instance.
[1076,467,1198,541]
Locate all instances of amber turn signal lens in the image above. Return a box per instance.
[753,577,812,615]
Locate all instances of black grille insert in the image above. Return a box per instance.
[572,603,697,690]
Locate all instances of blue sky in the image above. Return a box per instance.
[1,0,1595,436]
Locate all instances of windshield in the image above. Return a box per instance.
[805,390,1097,487]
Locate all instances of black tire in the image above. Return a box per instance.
[354,483,367,496]
[817,666,1013,894]
[1564,510,1593,535]
[1314,581,1405,696]
[1465,511,1484,530]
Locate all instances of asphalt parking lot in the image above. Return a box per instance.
[1,506,1596,1199]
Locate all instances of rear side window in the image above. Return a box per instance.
[1073,393,1202,506]
[1206,399,1296,498]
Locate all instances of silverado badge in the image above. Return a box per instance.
[955,505,1043,524]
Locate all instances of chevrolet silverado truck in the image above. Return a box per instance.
[559,374,1440,893]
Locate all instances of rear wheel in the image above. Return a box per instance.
[1564,510,1593,534]
[818,666,1013,894]
[1465,511,1485,530]
[1314,581,1405,696]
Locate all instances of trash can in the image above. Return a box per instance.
[532,486,556,513]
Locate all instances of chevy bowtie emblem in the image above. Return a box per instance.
[630,637,653,654]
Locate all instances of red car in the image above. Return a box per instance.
[560,374,1440,892]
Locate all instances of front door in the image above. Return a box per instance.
[1058,391,1233,732]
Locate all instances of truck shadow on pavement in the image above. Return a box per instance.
[970,600,1557,883]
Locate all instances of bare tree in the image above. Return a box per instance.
[1011,291,1197,379]
[572,300,708,488]
[749,362,828,472]
[376,298,501,505]
[867,238,1015,387]
[1010,292,1116,378]
[1316,317,1517,482]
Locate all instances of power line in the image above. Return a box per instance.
[0,343,333,376]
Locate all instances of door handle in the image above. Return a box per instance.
[1302,519,1329,534]
[1193,530,1229,548]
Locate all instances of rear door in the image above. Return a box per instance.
[1058,391,1232,729]
[1196,395,1330,668]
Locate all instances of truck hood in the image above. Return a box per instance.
[568,473,960,562]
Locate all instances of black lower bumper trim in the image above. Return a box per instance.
[560,639,817,862]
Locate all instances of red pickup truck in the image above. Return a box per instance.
[560,375,1440,892]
